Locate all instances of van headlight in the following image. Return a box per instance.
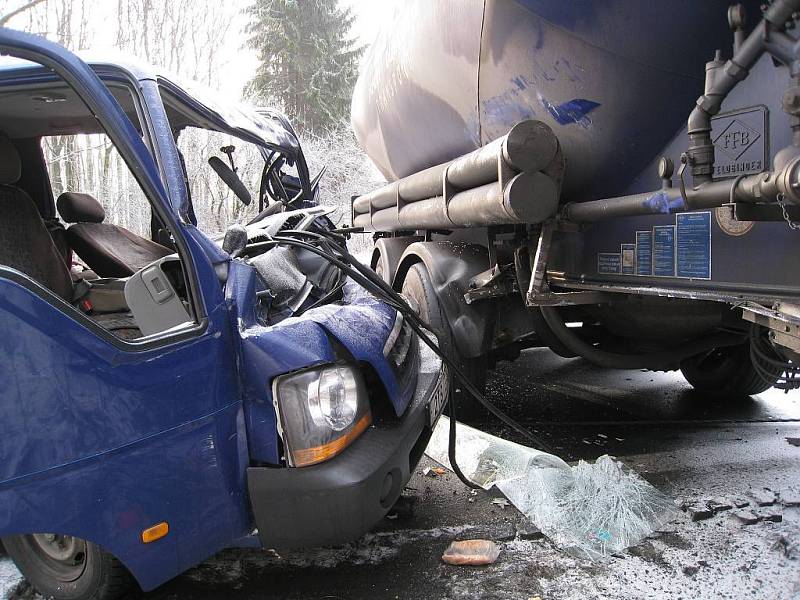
[273,364,372,467]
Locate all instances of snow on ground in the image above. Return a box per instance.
[0,558,23,599]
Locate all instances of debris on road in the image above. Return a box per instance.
[682,563,700,576]
[490,498,510,508]
[749,488,777,506]
[786,437,800,447]
[441,539,500,566]
[754,509,783,523]
[423,467,447,478]
[779,489,800,506]
[686,504,714,521]
[705,497,733,513]
[731,510,760,525]
[772,530,800,559]
[425,417,676,560]
[516,520,544,540]
[730,496,751,509]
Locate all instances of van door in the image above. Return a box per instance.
[0,29,249,592]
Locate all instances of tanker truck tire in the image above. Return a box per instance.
[401,263,488,422]
[679,344,777,397]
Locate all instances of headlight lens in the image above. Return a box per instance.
[274,364,371,467]
[309,366,359,431]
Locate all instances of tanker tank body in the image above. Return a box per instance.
[351,0,800,417]
[351,0,752,201]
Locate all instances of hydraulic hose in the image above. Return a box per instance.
[252,230,554,489]
[538,305,744,370]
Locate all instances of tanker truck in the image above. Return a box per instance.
[350,0,800,416]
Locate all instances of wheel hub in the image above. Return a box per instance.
[29,534,87,582]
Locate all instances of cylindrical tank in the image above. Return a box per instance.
[351,0,759,202]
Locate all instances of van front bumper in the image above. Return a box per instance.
[247,347,446,550]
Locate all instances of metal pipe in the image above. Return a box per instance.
[352,180,397,214]
[687,0,800,184]
[352,120,558,219]
[371,206,400,230]
[562,188,685,223]
[398,162,452,204]
[446,172,557,227]
[563,154,800,223]
[359,171,558,231]
[352,212,372,230]
[399,196,448,229]
[445,120,558,190]
[687,19,767,184]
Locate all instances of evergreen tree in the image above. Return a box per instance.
[246,0,363,134]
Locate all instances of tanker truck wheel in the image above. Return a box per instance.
[2,534,135,600]
[679,343,778,397]
[401,263,487,421]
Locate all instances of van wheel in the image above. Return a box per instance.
[2,534,135,600]
[401,263,487,421]
[679,343,778,397]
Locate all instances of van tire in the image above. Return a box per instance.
[401,263,487,421]
[2,534,135,600]
[679,343,777,397]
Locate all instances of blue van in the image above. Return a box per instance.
[0,28,447,599]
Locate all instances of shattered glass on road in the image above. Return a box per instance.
[426,417,677,559]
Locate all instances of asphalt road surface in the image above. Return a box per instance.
[4,348,800,599]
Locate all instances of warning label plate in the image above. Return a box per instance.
[653,226,676,277]
[676,212,712,279]
[596,213,712,280]
[598,253,621,274]
[635,231,652,276]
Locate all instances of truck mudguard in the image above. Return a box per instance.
[370,237,421,283]
[393,241,493,359]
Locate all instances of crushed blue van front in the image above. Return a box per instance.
[225,258,447,549]
[0,27,447,594]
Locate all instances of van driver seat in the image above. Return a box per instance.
[58,192,173,278]
[0,135,74,301]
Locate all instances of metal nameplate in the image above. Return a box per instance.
[711,106,768,179]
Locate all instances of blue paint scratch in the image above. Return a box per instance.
[481,75,538,131]
[645,191,686,214]
[540,97,600,127]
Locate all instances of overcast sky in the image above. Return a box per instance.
[215,0,398,103]
[341,0,398,47]
[2,0,398,103]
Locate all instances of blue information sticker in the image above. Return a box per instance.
[635,231,652,276]
[653,225,675,277]
[676,212,711,279]
[598,253,621,274]
[621,243,635,275]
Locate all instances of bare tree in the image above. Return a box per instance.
[2,0,383,242]
[0,0,45,27]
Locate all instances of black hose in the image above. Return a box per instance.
[539,305,744,370]
[250,230,553,488]
[749,323,800,391]
[278,230,551,442]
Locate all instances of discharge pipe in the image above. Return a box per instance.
[562,154,800,223]
[563,0,800,224]
[687,0,800,184]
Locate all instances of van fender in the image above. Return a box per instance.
[392,241,492,359]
